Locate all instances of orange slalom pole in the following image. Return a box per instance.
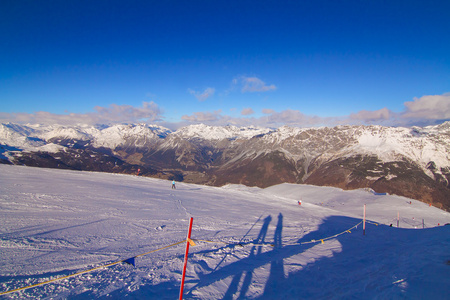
[179,217,194,300]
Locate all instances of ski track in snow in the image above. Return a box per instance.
[0,165,449,299]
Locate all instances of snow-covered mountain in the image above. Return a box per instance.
[1,121,449,210]
[172,124,272,141]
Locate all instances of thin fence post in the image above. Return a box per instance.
[363,204,366,235]
[179,217,194,300]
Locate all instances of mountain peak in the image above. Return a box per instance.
[174,123,272,140]
[1,121,449,211]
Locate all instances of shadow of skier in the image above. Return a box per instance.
[223,215,272,299]
[256,216,446,299]
[191,215,361,299]
[106,216,450,299]
[262,213,284,296]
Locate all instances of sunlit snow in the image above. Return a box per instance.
[0,165,449,299]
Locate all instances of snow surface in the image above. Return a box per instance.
[354,125,450,169]
[173,124,272,141]
[0,165,449,299]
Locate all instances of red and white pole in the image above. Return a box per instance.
[363,204,366,235]
[179,217,194,300]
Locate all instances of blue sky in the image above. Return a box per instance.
[1,0,449,129]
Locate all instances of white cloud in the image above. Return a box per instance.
[228,76,276,94]
[241,77,276,93]
[180,108,328,128]
[341,93,450,126]
[402,94,450,119]
[93,102,162,123]
[181,110,223,122]
[3,93,449,129]
[0,102,163,125]
[262,108,276,114]
[260,109,327,126]
[188,87,215,101]
[241,108,255,116]
[349,108,392,121]
[166,92,450,129]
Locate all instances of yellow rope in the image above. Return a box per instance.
[299,221,363,245]
[191,238,229,245]
[191,220,364,248]
[1,219,374,296]
[192,238,275,247]
[135,240,185,258]
[0,240,185,296]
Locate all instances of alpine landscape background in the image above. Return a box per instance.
[1,121,449,211]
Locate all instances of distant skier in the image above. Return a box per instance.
[172,180,176,189]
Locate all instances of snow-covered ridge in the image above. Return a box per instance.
[0,123,47,151]
[172,124,273,140]
[352,125,450,168]
[0,122,172,150]
[1,122,449,171]
[252,123,450,172]
[92,124,171,149]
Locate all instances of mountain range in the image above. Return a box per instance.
[1,121,449,211]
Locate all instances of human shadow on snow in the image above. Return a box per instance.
[95,215,449,299]
[256,216,450,300]
[189,214,439,299]
[100,214,364,299]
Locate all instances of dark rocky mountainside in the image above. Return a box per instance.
[1,122,449,211]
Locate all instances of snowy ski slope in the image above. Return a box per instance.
[0,165,449,299]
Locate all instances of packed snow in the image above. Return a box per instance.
[0,165,449,299]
